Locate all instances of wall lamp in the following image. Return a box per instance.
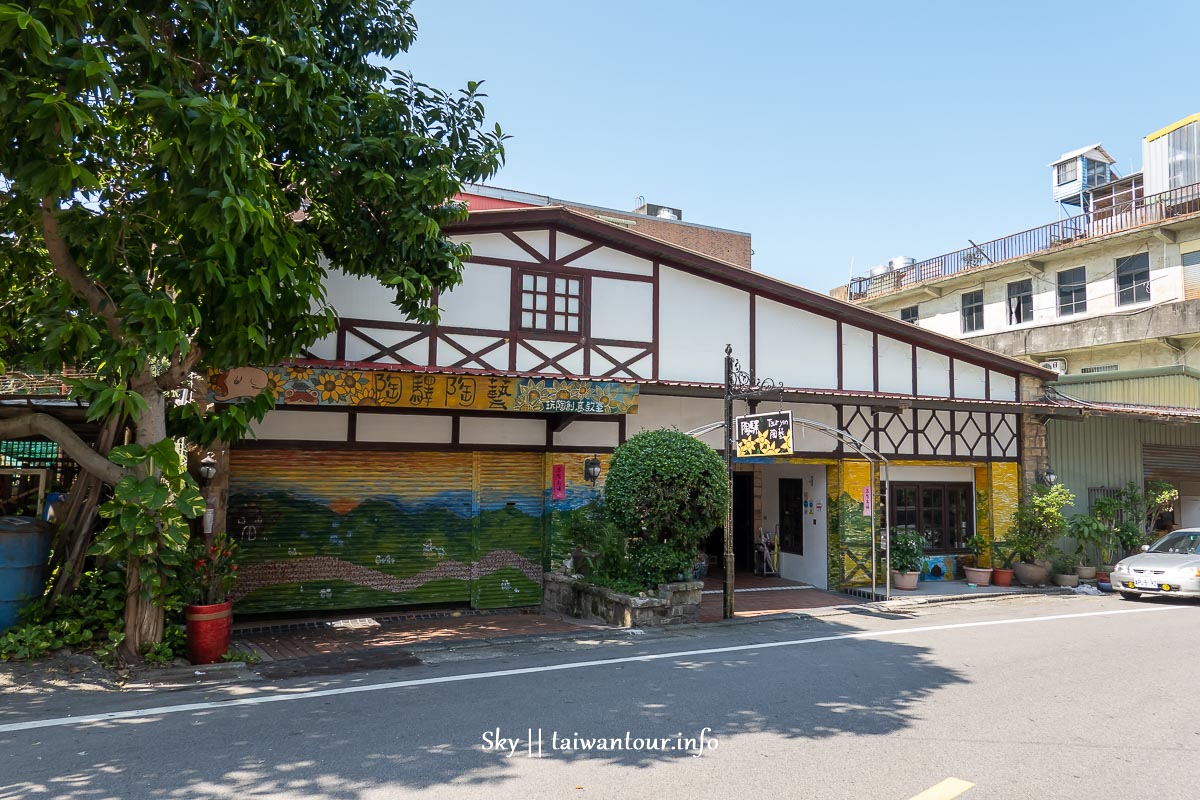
[199,453,218,484]
[1036,465,1058,486]
[583,455,602,486]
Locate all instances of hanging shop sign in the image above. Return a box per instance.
[210,366,638,415]
[734,410,793,457]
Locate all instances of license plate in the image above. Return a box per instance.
[1133,578,1159,589]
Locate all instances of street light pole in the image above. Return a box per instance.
[723,345,736,620]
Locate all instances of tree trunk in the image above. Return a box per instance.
[120,387,168,661]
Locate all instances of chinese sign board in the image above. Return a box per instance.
[734,411,793,457]
[210,366,638,415]
[862,484,873,517]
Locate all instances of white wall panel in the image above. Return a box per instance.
[553,420,621,448]
[356,413,452,443]
[438,262,511,330]
[591,277,652,340]
[514,229,550,259]
[451,233,537,263]
[877,336,913,394]
[308,334,337,360]
[343,330,429,366]
[760,463,828,589]
[841,325,874,391]
[439,334,507,369]
[459,417,546,445]
[250,411,347,442]
[627,394,731,449]
[556,232,593,260]
[990,371,1016,401]
[888,466,975,482]
[754,297,837,389]
[324,270,404,323]
[659,267,749,383]
[569,246,654,276]
[916,349,951,397]
[784,403,838,453]
[953,360,987,399]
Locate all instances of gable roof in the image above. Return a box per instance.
[447,206,1056,380]
[1048,143,1115,166]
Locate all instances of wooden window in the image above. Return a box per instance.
[900,305,919,324]
[961,290,983,333]
[1006,279,1032,325]
[1116,253,1150,306]
[520,272,582,333]
[1056,160,1078,186]
[889,482,974,553]
[1056,267,1087,316]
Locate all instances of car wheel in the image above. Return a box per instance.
[1119,591,1141,601]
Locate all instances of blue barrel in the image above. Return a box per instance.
[0,516,54,632]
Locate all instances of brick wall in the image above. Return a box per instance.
[564,205,752,268]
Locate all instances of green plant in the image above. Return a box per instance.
[604,429,730,551]
[1051,550,1077,576]
[990,540,1017,569]
[562,499,627,581]
[965,533,990,560]
[626,539,696,589]
[1068,513,1108,566]
[1007,484,1075,564]
[889,529,926,574]
[1090,481,1179,561]
[178,531,240,605]
[223,648,262,665]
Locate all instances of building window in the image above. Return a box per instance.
[1116,253,1150,306]
[900,305,919,324]
[1085,158,1109,188]
[1057,267,1087,316]
[1006,279,1032,325]
[520,272,582,333]
[890,482,974,553]
[961,290,983,333]
[1056,160,1078,186]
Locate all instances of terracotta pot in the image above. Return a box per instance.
[185,601,233,665]
[1053,573,1079,587]
[892,570,919,590]
[963,566,993,586]
[992,568,1014,587]
[1074,565,1097,580]
[1013,562,1049,587]
[1094,571,1111,583]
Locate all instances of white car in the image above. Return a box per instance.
[1111,529,1200,600]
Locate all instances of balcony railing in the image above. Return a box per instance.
[848,180,1200,301]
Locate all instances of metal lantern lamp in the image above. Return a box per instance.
[199,453,218,484]
[1037,465,1057,486]
[583,455,602,486]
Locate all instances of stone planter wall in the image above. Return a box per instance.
[542,573,703,627]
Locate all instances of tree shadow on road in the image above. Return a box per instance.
[0,614,973,798]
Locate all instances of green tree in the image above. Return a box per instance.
[0,0,505,659]
[605,429,730,550]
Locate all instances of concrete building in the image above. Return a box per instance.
[837,113,1200,520]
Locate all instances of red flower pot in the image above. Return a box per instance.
[185,601,232,665]
[992,568,1014,587]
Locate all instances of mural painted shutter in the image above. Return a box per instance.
[227,450,475,614]
[471,452,546,609]
[1183,249,1200,301]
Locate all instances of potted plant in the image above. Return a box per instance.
[963,533,993,586]
[1067,513,1106,580]
[1051,551,1079,587]
[889,529,926,590]
[990,540,1015,587]
[1007,485,1074,587]
[181,531,239,665]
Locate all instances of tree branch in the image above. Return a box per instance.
[156,343,204,391]
[40,197,125,342]
[0,413,125,486]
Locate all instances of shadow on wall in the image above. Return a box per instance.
[0,615,971,796]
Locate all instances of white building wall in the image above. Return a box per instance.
[759,462,828,589]
[591,278,652,341]
[658,266,750,383]
[438,262,511,330]
[841,324,874,391]
[754,298,838,389]
[877,336,914,394]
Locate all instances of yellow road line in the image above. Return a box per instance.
[908,777,976,800]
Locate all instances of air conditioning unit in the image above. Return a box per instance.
[1039,358,1068,374]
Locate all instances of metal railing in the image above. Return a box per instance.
[848,180,1200,301]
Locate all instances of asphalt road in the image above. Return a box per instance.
[2,594,1197,800]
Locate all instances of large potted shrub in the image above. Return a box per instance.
[1051,550,1079,587]
[180,531,239,665]
[603,429,730,590]
[963,533,993,586]
[1008,485,1074,587]
[889,529,926,590]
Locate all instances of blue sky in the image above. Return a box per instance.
[401,1,1200,291]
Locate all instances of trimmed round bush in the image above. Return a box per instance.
[604,428,730,550]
